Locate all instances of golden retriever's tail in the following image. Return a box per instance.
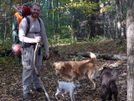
[89,52,97,64]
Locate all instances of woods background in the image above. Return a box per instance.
[0,0,127,47]
[1,0,134,101]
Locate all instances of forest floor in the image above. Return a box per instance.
[0,39,127,101]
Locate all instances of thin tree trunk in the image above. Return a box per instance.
[127,0,134,101]
[115,0,122,44]
[4,11,7,41]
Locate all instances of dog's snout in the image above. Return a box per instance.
[57,74,60,77]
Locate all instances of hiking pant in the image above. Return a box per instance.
[21,45,43,94]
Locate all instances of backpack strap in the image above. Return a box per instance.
[37,18,41,33]
[22,17,42,48]
[25,16,30,36]
[25,17,41,36]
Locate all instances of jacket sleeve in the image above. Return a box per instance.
[40,19,49,52]
[19,18,27,42]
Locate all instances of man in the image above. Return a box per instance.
[19,3,49,99]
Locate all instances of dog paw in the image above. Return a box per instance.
[55,96,58,100]
[55,97,58,100]
[108,98,112,100]
[62,94,65,97]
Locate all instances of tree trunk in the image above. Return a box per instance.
[66,52,127,60]
[87,15,96,38]
[87,0,100,38]
[115,0,122,44]
[127,0,134,100]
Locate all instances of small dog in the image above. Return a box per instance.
[55,81,76,101]
[52,52,98,90]
[100,67,119,101]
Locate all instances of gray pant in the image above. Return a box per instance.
[21,45,43,94]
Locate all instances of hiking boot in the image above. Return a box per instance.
[23,93,33,99]
[36,87,44,93]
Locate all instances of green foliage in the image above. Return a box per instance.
[0,0,127,64]
[65,1,98,17]
[54,1,98,17]
[85,36,110,44]
[72,55,86,61]
[43,0,99,39]
[58,48,67,54]
[48,35,112,48]
[100,5,115,13]
[48,24,78,47]
[100,0,116,14]
[48,37,77,47]
[0,34,12,51]
[118,47,126,52]
[0,56,11,64]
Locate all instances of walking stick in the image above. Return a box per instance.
[34,43,50,101]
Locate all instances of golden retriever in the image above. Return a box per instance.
[52,52,98,90]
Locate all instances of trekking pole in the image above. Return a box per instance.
[34,43,50,101]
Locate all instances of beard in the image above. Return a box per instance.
[31,12,39,18]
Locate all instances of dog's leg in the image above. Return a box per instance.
[101,94,106,101]
[72,93,75,101]
[88,76,96,90]
[55,88,60,99]
[90,78,96,90]
[113,91,118,101]
[87,71,96,90]
[61,93,65,97]
[72,90,75,101]
[108,91,112,100]
[101,87,107,101]
[70,90,75,101]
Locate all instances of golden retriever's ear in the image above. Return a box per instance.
[50,63,54,68]
[51,63,55,68]
[59,63,65,72]
[52,62,60,68]
[60,67,64,72]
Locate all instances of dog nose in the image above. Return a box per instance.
[57,74,60,77]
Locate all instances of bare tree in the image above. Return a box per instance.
[127,0,134,101]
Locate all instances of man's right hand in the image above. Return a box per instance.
[35,36,41,43]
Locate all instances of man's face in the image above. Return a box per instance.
[31,5,40,18]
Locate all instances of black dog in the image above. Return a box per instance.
[100,67,119,101]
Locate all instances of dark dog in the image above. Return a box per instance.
[100,67,119,101]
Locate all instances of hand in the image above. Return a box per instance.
[35,36,41,43]
[45,52,50,59]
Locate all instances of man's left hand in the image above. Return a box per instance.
[45,52,50,59]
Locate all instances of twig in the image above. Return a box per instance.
[34,43,50,101]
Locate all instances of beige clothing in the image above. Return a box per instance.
[19,16,49,94]
[19,16,49,52]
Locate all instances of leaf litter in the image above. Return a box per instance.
[0,39,127,101]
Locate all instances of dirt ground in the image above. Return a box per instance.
[0,39,127,101]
